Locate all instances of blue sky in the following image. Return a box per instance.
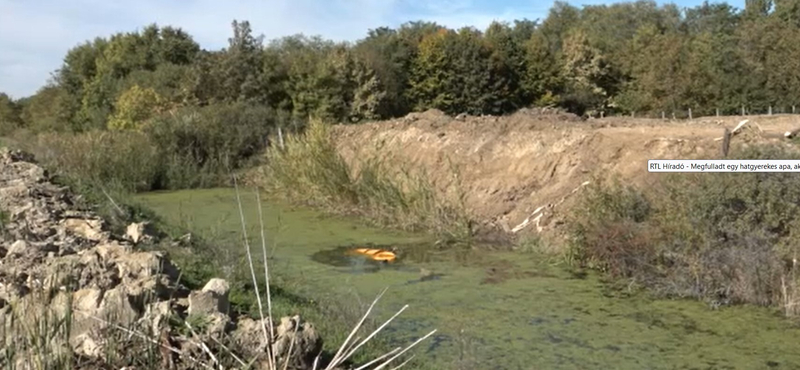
[0,0,745,99]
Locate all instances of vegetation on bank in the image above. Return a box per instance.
[568,144,800,317]
[255,119,473,245]
[1,0,799,346]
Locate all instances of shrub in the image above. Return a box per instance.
[569,144,800,315]
[146,103,277,189]
[16,102,280,193]
[22,130,161,193]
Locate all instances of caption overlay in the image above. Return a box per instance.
[648,160,800,173]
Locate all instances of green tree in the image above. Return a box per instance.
[560,29,613,115]
[485,21,528,110]
[524,31,564,105]
[20,86,73,132]
[108,85,164,130]
[0,93,22,134]
[407,29,456,112]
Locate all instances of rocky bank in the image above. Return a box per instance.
[0,148,322,369]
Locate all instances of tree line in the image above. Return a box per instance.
[0,0,799,145]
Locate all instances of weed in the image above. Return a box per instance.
[257,119,472,246]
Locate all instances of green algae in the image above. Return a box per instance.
[135,188,800,370]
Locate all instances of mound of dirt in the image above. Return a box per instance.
[0,148,322,369]
[332,113,800,245]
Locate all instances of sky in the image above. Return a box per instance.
[0,0,746,99]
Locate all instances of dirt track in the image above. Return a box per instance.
[332,109,800,242]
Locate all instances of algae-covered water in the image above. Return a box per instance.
[136,188,800,370]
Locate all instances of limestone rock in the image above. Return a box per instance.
[126,221,155,244]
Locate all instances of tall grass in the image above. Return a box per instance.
[568,145,800,317]
[17,129,161,193]
[257,119,472,245]
[9,102,280,194]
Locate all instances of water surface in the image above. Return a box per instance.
[135,188,800,370]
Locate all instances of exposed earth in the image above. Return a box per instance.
[331,109,800,244]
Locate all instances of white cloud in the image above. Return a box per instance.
[0,0,557,98]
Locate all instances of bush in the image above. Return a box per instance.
[22,130,161,193]
[146,103,277,189]
[569,145,800,315]
[15,102,279,193]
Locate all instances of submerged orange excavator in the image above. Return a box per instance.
[352,247,398,263]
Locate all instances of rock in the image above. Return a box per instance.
[0,148,330,367]
[98,286,140,325]
[188,290,226,317]
[72,287,103,314]
[203,312,232,337]
[71,333,103,358]
[7,240,27,256]
[141,300,172,335]
[126,221,154,244]
[273,315,323,369]
[202,278,230,297]
[187,278,230,320]
[62,218,106,242]
[231,317,268,358]
[115,250,180,284]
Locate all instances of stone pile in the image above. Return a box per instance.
[0,148,322,369]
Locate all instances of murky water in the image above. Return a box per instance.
[136,188,800,370]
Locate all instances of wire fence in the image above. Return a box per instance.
[604,105,800,120]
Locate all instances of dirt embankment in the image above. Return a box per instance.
[0,149,321,369]
[332,109,800,244]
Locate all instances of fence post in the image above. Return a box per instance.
[600,111,604,118]
[769,106,773,115]
[716,108,720,117]
[632,111,635,118]
[722,128,731,158]
[662,111,665,120]
[742,105,746,116]
[794,105,796,114]
[688,108,692,120]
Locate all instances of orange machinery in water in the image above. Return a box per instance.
[352,247,397,263]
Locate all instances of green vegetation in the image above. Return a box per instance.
[569,144,800,317]
[0,1,798,194]
[256,119,471,245]
[5,1,800,130]
[136,189,800,369]
[6,0,800,366]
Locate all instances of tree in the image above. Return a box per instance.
[485,21,528,110]
[560,29,613,115]
[20,86,73,132]
[350,57,387,121]
[407,29,455,112]
[0,93,22,134]
[524,31,564,106]
[108,85,165,130]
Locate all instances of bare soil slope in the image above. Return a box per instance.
[331,109,800,243]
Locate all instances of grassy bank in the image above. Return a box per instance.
[568,144,800,317]
[253,119,473,246]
